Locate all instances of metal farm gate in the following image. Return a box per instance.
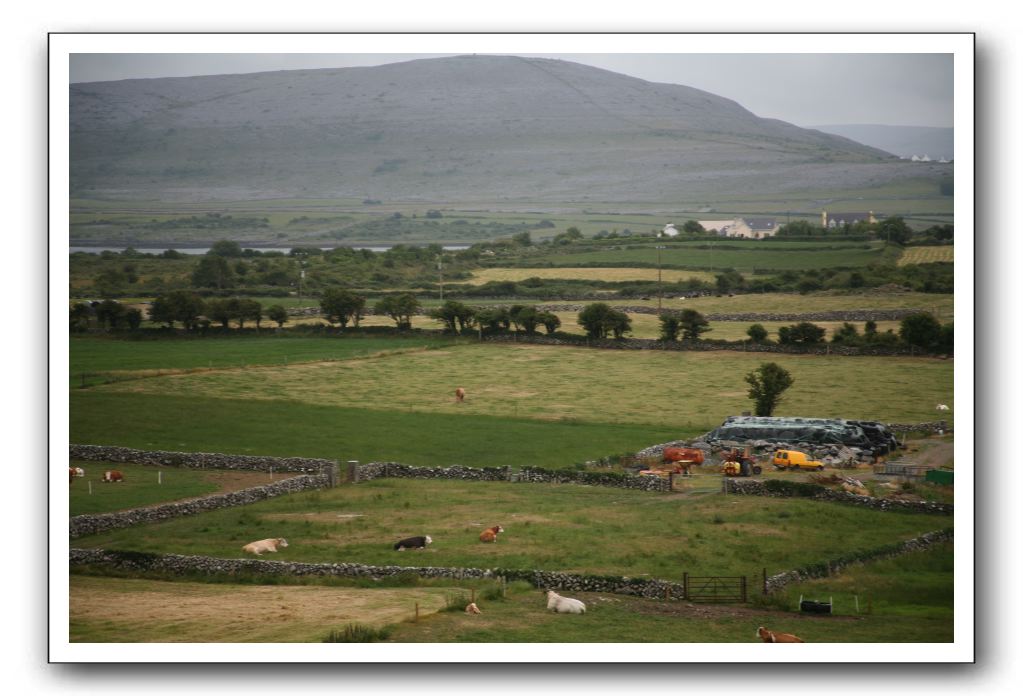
[682,573,747,603]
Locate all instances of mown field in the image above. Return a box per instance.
[70,478,951,579]
[82,343,954,432]
[69,335,458,387]
[70,575,452,642]
[897,245,955,266]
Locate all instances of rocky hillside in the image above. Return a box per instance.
[70,55,950,203]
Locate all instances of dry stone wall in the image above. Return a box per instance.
[356,462,511,482]
[517,466,671,492]
[70,474,330,538]
[764,528,954,592]
[68,549,687,600]
[721,477,953,515]
[353,462,670,492]
[69,444,336,475]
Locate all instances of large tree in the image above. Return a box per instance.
[429,300,476,333]
[678,308,711,340]
[320,288,367,328]
[899,312,942,350]
[150,291,205,329]
[374,293,420,329]
[745,362,795,417]
[578,303,631,339]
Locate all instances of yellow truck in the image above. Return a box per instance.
[772,449,825,471]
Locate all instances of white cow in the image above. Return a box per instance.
[936,403,950,411]
[545,590,586,614]
[242,538,289,555]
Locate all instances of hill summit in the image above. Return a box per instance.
[70,55,949,203]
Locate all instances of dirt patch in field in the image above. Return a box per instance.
[69,576,450,642]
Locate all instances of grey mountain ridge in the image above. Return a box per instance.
[70,55,951,203]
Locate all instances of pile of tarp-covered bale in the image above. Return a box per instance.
[693,416,901,465]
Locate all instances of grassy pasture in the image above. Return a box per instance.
[70,575,450,642]
[69,335,456,387]
[767,541,954,626]
[68,462,295,516]
[897,246,955,266]
[70,392,683,468]
[71,478,950,580]
[87,343,954,430]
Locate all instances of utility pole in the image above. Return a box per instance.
[656,234,665,315]
[437,254,444,301]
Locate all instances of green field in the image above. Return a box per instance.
[384,542,955,643]
[69,462,220,515]
[71,478,950,579]
[70,335,458,386]
[70,392,683,468]
[82,343,954,431]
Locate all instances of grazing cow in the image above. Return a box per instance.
[479,525,504,543]
[465,602,481,615]
[936,403,950,411]
[545,590,586,614]
[242,537,289,555]
[394,535,432,551]
[455,387,466,403]
[101,470,124,483]
[757,626,804,643]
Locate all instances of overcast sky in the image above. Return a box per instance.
[69,52,954,128]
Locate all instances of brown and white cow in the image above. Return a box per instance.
[757,626,805,643]
[242,538,289,555]
[69,467,85,483]
[479,525,504,543]
[454,387,466,403]
[101,470,124,483]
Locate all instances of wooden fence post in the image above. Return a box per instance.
[740,575,747,603]
[683,572,689,600]
[763,567,768,595]
[348,460,359,483]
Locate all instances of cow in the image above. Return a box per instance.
[465,602,481,615]
[757,626,805,643]
[101,470,124,483]
[242,537,289,555]
[479,525,504,543]
[545,590,586,614]
[394,535,432,551]
[455,387,466,403]
[936,403,950,411]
